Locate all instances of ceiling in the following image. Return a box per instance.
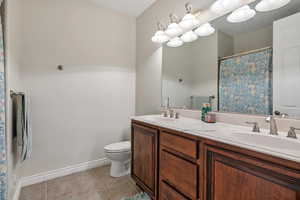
[89,0,217,17]
[89,0,300,33]
[90,0,157,17]
[213,0,300,36]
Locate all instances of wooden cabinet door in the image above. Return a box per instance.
[205,146,300,200]
[131,123,158,197]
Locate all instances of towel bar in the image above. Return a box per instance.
[10,90,25,98]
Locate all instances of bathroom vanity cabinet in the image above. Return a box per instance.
[131,120,300,200]
[131,123,158,199]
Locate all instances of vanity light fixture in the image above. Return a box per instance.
[167,37,184,48]
[181,31,198,43]
[151,22,170,44]
[255,0,290,12]
[179,3,200,31]
[195,23,215,37]
[211,0,240,14]
[165,14,183,38]
[227,5,256,23]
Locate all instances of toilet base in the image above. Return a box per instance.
[110,159,130,177]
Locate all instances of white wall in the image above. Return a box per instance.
[18,0,136,177]
[218,31,234,58]
[6,0,23,198]
[190,34,218,110]
[233,25,273,54]
[136,0,192,115]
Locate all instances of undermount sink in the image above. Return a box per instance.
[230,133,300,154]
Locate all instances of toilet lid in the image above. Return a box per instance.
[104,141,131,153]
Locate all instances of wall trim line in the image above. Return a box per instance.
[20,157,110,187]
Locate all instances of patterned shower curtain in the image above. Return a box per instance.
[219,48,273,115]
[0,1,7,199]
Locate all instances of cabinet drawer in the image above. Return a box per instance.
[161,131,198,158]
[160,181,189,200]
[160,150,198,199]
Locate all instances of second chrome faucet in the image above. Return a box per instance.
[247,116,278,135]
[266,116,278,135]
[246,122,260,133]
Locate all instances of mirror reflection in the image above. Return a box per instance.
[162,36,218,110]
[162,0,300,118]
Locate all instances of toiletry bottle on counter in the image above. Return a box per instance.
[207,103,212,112]
[202,103,215,123]
[201,103,209,121]
[205,113,216,123]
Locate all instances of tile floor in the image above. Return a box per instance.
[20,165,141,200]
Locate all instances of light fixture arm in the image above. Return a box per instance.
[156,22,165,31]
[169,14,179,23]
[185,3,193,13]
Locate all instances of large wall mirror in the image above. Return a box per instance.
[162,0,300,118]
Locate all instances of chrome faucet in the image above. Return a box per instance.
[287,127,300,139]
[162,110,168,117]
[169,109,175,118]
[266,116,278,135]
[163,97,174,118]
[167,96,170,109]
[246,122,260,133]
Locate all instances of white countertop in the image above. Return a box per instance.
[132,115,300,163]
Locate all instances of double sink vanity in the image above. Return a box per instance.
[131,115,300,200]
[135,1,300,199]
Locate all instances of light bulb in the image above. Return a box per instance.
[195,23,215,37]
[180,31,198,43]
[165,23,183,38]
[179,14,200,30]
[151,30,170,44]
[227,5,256,23]
[255,0,290,12]
[167,37,184,48]
[211,0,240,14]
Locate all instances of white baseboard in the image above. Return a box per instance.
[20,157,110,187]
[12,180,21,200]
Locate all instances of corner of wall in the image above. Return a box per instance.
[6,0,23,198]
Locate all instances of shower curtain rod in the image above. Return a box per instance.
[219,46,272,61]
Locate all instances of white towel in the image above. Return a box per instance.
[21,95,32,161]
[12,93,32,162]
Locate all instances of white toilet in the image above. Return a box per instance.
[104,141,131,177]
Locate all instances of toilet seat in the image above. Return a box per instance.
[104,141,131,153]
